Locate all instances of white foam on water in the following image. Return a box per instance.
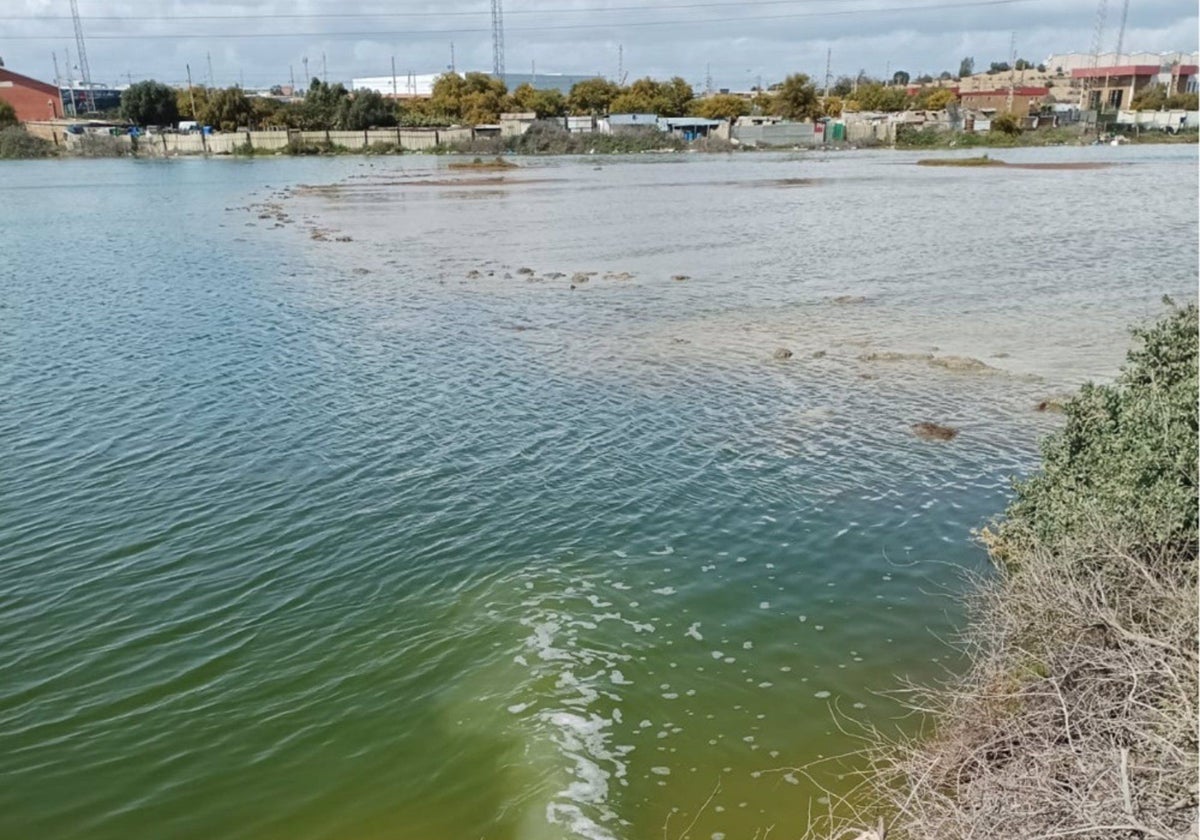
[650,546,675,556]
[515,578,641,840]
[685,623,703,641]
[814,690,832,699]
[650,766,671,775]
[652,586,676,596]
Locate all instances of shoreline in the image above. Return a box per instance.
[3,123,1196,161]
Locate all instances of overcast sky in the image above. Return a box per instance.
[2,0,1196,90]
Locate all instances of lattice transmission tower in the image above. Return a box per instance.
[491,0,506,80]
[68,0,94,112]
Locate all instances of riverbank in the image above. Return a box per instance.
[4,121,1195,160]
[820,304,1198,840]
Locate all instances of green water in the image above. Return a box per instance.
[2,148,1195,839]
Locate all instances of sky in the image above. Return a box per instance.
[1,0,1196,91]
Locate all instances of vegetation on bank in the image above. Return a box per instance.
[816,304,1198,839]
[0,127,57,159]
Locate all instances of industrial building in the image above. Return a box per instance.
[352,70,594,98]
[0,67,63,122]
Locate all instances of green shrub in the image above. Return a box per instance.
[0,127,56,159]
[987,303,1198,560]
[990,113,1022,136]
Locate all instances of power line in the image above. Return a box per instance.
[0,0,1031,21]
[1,0,1041,41]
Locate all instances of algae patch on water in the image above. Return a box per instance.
[917,156,1114,170]
[917,155,1007,167]
[447,156,520,171]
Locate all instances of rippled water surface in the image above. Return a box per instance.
[2,147,1196,840]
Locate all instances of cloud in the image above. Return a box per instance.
[1,0,1195,89]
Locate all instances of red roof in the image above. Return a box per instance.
[0,67,59,97]
[1071,65,1167,79]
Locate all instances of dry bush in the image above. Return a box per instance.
[797,305,1198,840]
[865,527,1197,840]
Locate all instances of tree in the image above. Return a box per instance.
[915,74,934,84]
[849,82,910,112]
[202,87,253,132]
[608,76,695,117]
[830,75,855,97]
[691,93,748,121]
[822,95,844,117]
[0,100,16,128]
[991,112,1021,135]
[958,56,975,78]
[917,87,957,110]
[1131,84,1199,112]
[988,61,1011,74]
[939,70,954,81]
[300,78,350,128]
[340,90,397,129]
[567,77,620,115]
[120,80,179,126]
[892,70,911,87]
[1014,58,1033,71]
[176,85,210,121]
[511,83,566,118]
[771,73,820,120]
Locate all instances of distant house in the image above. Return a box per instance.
[658,116,726,140]
[607,113,658,133]
[0,67,62,123]
[959,86,1049,114]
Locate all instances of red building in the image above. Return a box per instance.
[0,67,63,123]
[1072,64,1199,109]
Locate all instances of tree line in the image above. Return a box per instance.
[118,71,870,130]
[134,57,1184,132]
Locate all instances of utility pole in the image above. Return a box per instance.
[52,51,67,118]
[618,44,624,85]
[302,56,309,87]
[824,47,832,97]
[289,65,295,93]
[1082,0,1108,112]
[64,45,78,115]
[321,52,327,83]
[705,63,713,95]
[532,59,536,88]
[206,52,214,88]
[186,63,198,122]
[1006,31,1016,113]
[391,56,397,97]
[450,42,456,73]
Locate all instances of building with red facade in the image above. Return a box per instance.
[0,67,63,123]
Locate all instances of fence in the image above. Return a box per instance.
[61,126,479,156]
[732,122,820,147]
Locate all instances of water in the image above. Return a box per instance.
[2,146,1195,840]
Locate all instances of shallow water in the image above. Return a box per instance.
[2,146,1195,840]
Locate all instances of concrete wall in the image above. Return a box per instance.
[1115,109,1199,128]
[732,122,819,147]
[108,126,475,156]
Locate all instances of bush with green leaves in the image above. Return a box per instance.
[988,302,1198,560]
[0,100,17,129]
[0,126,56,158]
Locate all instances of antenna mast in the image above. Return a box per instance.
[68,0,94,112]
[1082,0,1108,109]
[490,0,506,80]
[1113,0,1130,63]
[824,47,832,97]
